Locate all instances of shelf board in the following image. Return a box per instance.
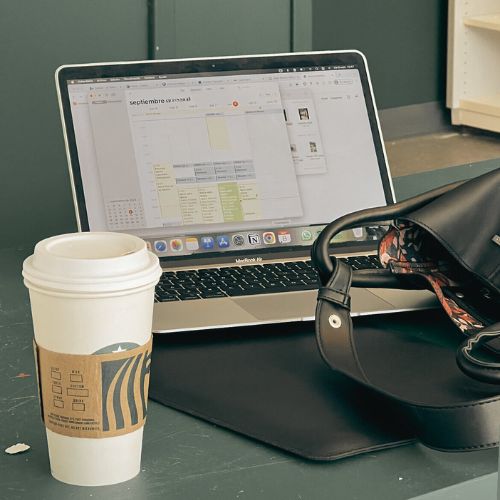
[463,14,500,32]
[460,93,500,116]
[453,94,500,133]
[451,107,500,133]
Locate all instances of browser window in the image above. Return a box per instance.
[67,66,386,256]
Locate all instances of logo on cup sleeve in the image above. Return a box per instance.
[100,347,151,432]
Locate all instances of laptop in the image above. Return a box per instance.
[56,50,435,333]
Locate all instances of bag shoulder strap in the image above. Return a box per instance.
[316,261,368,383]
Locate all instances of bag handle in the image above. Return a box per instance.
[312,179,500,386]
[311,181,463,285]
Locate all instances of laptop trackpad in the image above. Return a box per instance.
[233,292,317,321]
[233,288,393,321]
[153,298,257,332]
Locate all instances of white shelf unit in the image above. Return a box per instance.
[463,13,500,31]
[447,1,500,132]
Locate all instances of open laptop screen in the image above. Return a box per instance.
[57,51,393,260]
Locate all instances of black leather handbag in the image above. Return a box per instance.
[312,168,500,451]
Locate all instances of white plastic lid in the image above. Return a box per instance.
[23,232,161,294]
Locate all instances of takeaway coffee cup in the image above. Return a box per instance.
[22,232,161,486]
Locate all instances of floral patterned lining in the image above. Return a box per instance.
[378,222,484,334]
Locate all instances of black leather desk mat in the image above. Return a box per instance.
[149,316,416,460]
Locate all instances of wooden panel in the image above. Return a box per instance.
[460,93,500,115]
[464,14,500,32]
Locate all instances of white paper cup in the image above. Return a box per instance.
[23,232,161,486]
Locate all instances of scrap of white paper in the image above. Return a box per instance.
[4,443,30,455]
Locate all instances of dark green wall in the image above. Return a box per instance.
[312,0,448,109]
[0,0,448,248]
[153,0,291,59]
[0,0,295,248]
[0,1,149,248]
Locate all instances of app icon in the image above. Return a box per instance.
[154,240,167,253]
[185,237,199,251]
[352,227,364,238]
[216,235,230,248]
[248,233,261,245]
[170,239,183,252]
[201,236,215,249]
[262,231,276,244]
[232,234,245,246]
[277,230,292,244]
[301,229,313,241]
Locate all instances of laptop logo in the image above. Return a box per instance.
[235,257,263,263]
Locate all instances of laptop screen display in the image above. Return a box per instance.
[59,53,392,259]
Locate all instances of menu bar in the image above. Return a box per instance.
[67,65,357,85]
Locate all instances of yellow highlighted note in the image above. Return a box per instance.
[206,116,230,150]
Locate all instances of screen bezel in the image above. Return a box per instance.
[56,50,394,264]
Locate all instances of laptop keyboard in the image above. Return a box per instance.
[155,255,383,302]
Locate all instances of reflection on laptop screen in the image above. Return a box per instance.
[66,62,388,257]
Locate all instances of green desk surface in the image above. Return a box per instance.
[1,165,499,499]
